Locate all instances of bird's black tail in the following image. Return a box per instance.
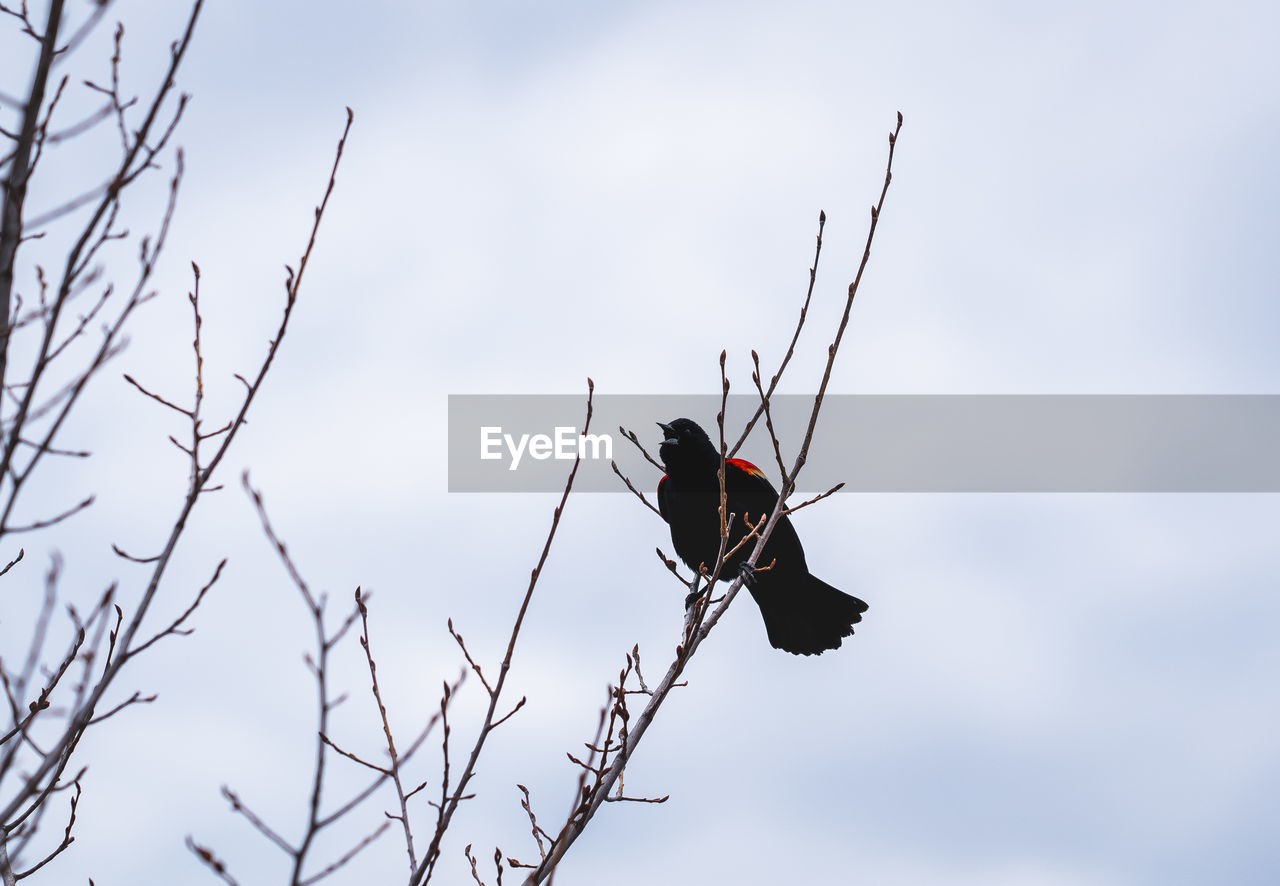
[748,573,868,656]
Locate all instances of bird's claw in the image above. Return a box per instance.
[684,590,704,611]
[738,561,758,587]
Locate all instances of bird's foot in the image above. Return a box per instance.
[684,589,705,611]
[738,561,758,588]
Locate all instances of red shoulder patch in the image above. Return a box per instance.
[726,458,766,480]
[657,474,668,495]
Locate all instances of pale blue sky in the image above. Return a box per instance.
[2,0,1279,883]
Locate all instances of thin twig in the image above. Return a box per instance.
[729,209,826,457]
[447,618,493,695]
[749,349,790,481]
[129,559,226,656]
[410,379,596,886]
[298,821,390,886]
[609,460,662,518]
[616,425,664,472]
[782,482,845,516]
[185,836,241,886]
[221,787,294,856]
[356,588,418,872]
[11,774,80,878]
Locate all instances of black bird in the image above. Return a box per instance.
[656,418,868,655]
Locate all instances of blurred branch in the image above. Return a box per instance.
[1,0,202,496]
[11,774,80,878]
[0,98,351,864]
[0,3,367,881]
[186,836,240,886]
[0,0,66,394]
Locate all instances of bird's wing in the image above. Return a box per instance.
[726,457,769,482]
[726,457,779,497]
[725,457,807,569]
[725,458,781,520]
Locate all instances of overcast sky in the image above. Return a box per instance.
[3,0,1279,883]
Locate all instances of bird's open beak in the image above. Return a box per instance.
[657,422,675,442]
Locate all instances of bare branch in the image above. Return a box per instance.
[782,482,845,516]
[220,787,294,856]
[122,372,193,417]
[604,793,669,805]
[0,46,353,837]
[489,696,526,731]
[749,349,790,481]
[516,785,552,863]
[314,673,459,831]
[298,821,390,886]
[0,0,67,393]
[729,209,826,457]
[355,588,417,871]
[447,618,493,695]
[0,546,22,577]
[609,460,662,518]
[409,379,596,886]
[2,494,92,533]
[110,544,160,564]
[319,733,386,774]
[616,425,664,472]
[464,844,487,886]
[12,774,80,878]
[86,689,156,725]
[186,836,241,886]
[14,438,89,458]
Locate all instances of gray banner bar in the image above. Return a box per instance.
[447,395,1280,492]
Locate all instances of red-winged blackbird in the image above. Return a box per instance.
[656,418,868,655]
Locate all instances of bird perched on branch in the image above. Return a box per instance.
[656,418,868,655]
